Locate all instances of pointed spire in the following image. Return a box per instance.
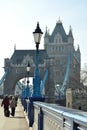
[57,17,62,24]
[68,25,73,37]
[48,29,50,35]
[77,44,80,52]
[14,44,16,51]
[46,26,47,33]
[44,26,49,37]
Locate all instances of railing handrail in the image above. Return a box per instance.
[33,102,87,128]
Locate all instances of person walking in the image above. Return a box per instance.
[10,96,17,116]
[1,95,10,117]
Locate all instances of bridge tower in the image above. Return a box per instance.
[44,20,81,103]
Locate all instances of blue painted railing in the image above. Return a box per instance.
[21,100,87,130]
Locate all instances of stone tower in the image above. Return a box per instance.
[44,20,81,98]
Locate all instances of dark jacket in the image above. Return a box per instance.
[1,96,9,108]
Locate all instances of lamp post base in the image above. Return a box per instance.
[28,96,45,127]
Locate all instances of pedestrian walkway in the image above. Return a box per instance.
[0,99,31,130]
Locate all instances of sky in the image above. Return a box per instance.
[0,0,87,79]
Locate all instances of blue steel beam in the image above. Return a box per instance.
[0,68,9,86]
[59,53,71,98]
[17,81,31,98]
[40,69,48,94]
[17,81,22,90]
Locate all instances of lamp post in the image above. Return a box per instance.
[26,62,30,98]
[28,23,45,127]
[33,22,43,97]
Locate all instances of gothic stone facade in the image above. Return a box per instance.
[4,20,81,106]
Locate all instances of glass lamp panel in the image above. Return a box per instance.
[27,66,30,72]
[33,33,42,43]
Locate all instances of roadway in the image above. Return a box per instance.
[0,99,31,130]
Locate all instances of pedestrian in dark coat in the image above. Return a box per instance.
[1,95,10,116]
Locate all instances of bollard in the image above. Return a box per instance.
[21,98,25,110]
[25,99,27,112]
[29,101,34,127]
[38,107,43,130]
[73,122,79,130]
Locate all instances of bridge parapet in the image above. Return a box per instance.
[32,102,87,130]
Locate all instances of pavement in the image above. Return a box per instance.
[0,99,32,130]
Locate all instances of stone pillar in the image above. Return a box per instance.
[66,88,72,108]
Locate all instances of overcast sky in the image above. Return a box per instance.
[0,0,87,79]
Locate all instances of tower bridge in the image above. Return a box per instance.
[0,20,85,109]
